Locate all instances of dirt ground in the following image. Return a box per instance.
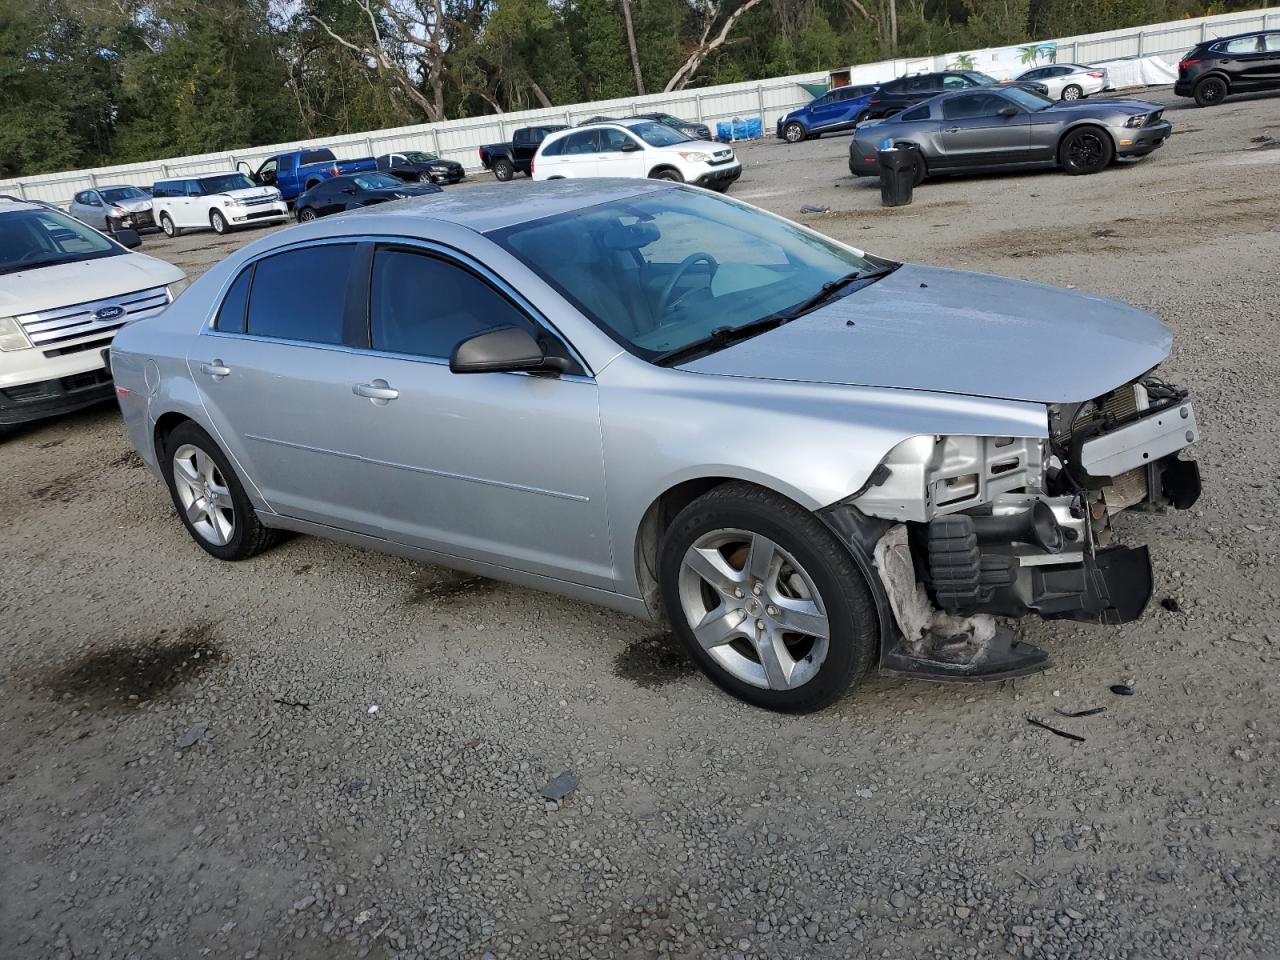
[2,87,1278,960]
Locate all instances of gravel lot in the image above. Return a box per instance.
[3,87,1278,960]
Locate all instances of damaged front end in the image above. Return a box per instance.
[822,375,1201,682]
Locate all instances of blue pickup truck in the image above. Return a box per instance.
[237,148,377,202]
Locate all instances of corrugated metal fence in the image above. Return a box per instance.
[3,6,1276,207]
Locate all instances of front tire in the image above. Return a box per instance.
[659,483,879,713]
[1061,83,1083,101]
[160,214,180,238]
[1059,126,1114,175]
[1193,76,1228,106]
[416,170,435,183]
[163,422,280,561]
[210,210,229,235]
[493,158,515,181]
[297,207,317,222]
[783,122,806,144]
[649,168,684,182]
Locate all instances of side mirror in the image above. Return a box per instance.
[620,140,642,152]
[114,228,142,249]
[998,105,1019,118]
[450,326,567,376]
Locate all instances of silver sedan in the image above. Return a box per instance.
[1015,63,1111,100]
[112,181,1201,712]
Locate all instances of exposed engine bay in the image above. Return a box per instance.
[848,373,1201,681]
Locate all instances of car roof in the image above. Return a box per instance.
[345,179,674,233]
[1206,28,1279,42]
[0,197,46,214]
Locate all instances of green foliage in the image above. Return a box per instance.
[0,0,1272,176]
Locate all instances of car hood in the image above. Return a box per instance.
[1046,98,1160,116]
[680,264,1171,404]
[108,197,153,213]
[0,253,185,316]
[218,187,280,202]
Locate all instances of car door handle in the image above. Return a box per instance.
[942,126,961,133]
[353,379,399,403]
[200,360,231,379]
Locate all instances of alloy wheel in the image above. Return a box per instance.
[171,443,236,546]
[299,208,316,222]
[784,123,804,143]
[1062,84,1082,100]
[1066,131,1105,170]
[677,528,830,691]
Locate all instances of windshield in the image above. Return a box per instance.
[0,208,122,276]
[100,187,149,204]
[968,71,999,84]
[353,173,403,190]
[200,173,256,194]
[401,151,439,162]
[629,122,690,147]
[1002,86,1054,111]
[490,189,877,362]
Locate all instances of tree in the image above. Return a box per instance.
[663,0,769,91]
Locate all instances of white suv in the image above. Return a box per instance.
[152,172,289,237]
[0,198,186,431]
[533,120,742,191]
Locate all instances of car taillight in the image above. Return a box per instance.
[1087,71,1105,78]
[331,164,339,176]
[1179,58,1200,69]
[530,157,535,174]
[869,98,880,104]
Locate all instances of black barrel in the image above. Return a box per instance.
[878,145,915,207]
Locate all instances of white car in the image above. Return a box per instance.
[0,198,186,431]
[533,120,742,191]
[151,172,289,237]
[1014,63,1111,100]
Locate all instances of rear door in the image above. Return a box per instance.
[806,90,844,130]
[936,92,1031,168]
[1216,34,1267,85]
[1263,32,1280,82]
[331,243,614,588]
[190,241,374,528]
[555,130,603,177]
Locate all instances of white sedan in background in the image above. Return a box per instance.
[532,120,741,191]
[1014,63,1111,100]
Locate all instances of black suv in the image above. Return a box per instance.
[864,71,999,120]
[1175,30,1280,106]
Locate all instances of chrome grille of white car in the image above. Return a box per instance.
[238,194,277,206]
[17,285,170,347]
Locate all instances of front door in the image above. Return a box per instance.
[554,130,603,178]
[935,92,1030,168]
[594,129,649,178]
[336,244,614,589]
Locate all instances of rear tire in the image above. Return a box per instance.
[297,207,317,222]
[1061,84,1083,101]
[783,122,806,144]
[1059,126,1114,175]
[160,214,179,238]
[1193,76,1227,106]
[162,421,281,562]
[659,482,879,713]
[210,210,229,235]
[493,158,515,182]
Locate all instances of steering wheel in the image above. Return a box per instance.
[656,253,719,318]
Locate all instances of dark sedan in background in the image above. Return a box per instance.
[376,151,466,185]
[295,172,442,221]
[628,111,713,142]
[850,86,1170,182]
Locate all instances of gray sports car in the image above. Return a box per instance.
[849,85,1171,181]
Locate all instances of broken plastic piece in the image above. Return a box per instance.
[1054,706,1106,718]
[539,770,578,802]
[1109,684,1134,696]
[1027,716,1085,742]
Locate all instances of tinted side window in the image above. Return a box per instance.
[879,77,905,94]
[562,131,599,155]
[215,267,252,333]
[299,149,335,165]
[599,129,637,151]
[247,244,355,344]
[1265,33,1280,52]
[369,249,534,360]
[1219,35,1261,53]
[941,74,969,90]
[900,104,931,121]
[942,93,1010,120]
[540,136,566,157]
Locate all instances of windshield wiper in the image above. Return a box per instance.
[651,315,791,367]
[768,266,894,322]
[649,264,898,367]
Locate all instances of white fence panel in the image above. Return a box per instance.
[3,7,1276,207]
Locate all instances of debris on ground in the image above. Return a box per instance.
[273,697,310,709]
[799,203,830,214]
[1026,716,1086,742]
[1160,597,1181,612]
[538,770,578,802]
[175,722,208,749]
[1054,706,1106,718]
[1110,684,1135,696]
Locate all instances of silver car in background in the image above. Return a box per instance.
[1015,63,1111,100]
[110,181,1201,713]
[850,86,1171,181]
[68,184,155,234]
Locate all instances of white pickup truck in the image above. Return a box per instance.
[0,197,187,431]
